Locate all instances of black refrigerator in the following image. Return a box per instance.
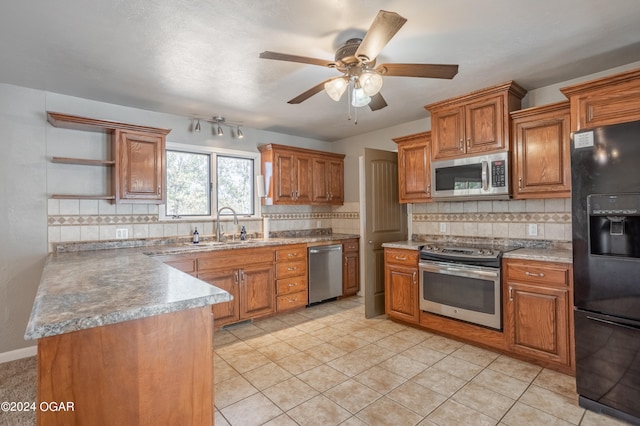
[571,119,640,425]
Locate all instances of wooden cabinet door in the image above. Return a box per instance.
[294,154,313,204]
[116,130,165,203]
[397,136,431,203]
[312,157,330,203]
[342,251,359,296]
[239,264,275,320]
[465,95,503,154]
[198,269,239,327]
[512,103,571,199]
[328,159,344,204]
[385,264,419,323]
[507,282,570,365]
[432,106,465,159]
[274,151,296,203]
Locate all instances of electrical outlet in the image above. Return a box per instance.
[528,224,538,236]
[115,228,128,239]
[316,220,321,228]
[439,222,448,233]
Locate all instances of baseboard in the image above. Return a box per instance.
[0,345,37,363]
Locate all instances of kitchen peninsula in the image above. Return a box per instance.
[24,247,232,425]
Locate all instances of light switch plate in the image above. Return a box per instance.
[528,224,538,236]
[116,228,128,239]
[439,222,448,233]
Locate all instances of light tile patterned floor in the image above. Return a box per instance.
[213,296,629,426]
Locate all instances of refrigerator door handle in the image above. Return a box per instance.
[587,315,640,332]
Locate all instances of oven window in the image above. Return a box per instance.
[422,271,495,314]
[435,164,482,191]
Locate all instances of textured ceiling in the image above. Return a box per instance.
[1,0,640,141]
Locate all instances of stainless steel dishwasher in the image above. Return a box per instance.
[308,244,343,305]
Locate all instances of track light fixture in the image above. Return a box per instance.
[190,116,245,139]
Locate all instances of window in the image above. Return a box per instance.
[162,143,259,220]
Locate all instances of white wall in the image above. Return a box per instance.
[0,84,48,354]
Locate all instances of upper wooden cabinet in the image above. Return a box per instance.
[393,131,431,203]
[425,81,527,160]
[259,144,345,206]
[510,102,571,199]
[560,67,640,132]
[47,112,170,204]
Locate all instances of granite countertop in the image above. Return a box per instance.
[26,233,360,340]
[503,248,572,264]
[381,240,572,264]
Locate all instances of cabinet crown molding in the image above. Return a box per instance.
[47,111,171,135]
[424,80,527,112]
[258,143,345,159]
[509,101,570,119]
[559,67,640,97]
[392,131,431,144]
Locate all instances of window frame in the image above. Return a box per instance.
[159,142,261,221]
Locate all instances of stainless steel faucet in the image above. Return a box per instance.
[216,206,238,242]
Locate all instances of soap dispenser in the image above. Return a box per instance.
[240,225,247,241]
[193,227,199,244]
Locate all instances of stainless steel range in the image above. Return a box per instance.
[419,243,506,330]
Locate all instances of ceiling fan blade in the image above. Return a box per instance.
[287,80,331,104]
[259,51,334,68]
[377,63,459,79]
[368,93,388,111]
[355,10,407,62]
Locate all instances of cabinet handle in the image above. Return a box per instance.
[525,271,545,278]
[287,267,297,271]
[395,255,407,261]
[412,271,417,284]
[234,271,239,283]
[509,286,513,302]
[427,184,431,194]
[157,185,161,195]
[241,270,245,282]
[518,177,523,190]
[459,139,464,150]
[466,138,471,149]
[287,282,298,287]
[287,253,298,257]
[288,297,298,303]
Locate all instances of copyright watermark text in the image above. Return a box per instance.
[1,401,75,412]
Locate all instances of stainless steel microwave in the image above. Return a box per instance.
[431,152,510,200]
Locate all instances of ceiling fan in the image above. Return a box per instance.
[259,10,459,112]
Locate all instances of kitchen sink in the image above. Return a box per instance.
[185,240,259,247]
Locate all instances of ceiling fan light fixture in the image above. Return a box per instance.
[359,69,383,96]
[324,77,348,101]
[351,83,371,108]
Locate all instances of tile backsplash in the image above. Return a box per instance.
[47,200,362,252]
[47,198,570,252]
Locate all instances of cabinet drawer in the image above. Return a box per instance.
[275,245,307,262]
[277,290,308,311]
[197,249,274,271]
[276,260,307,279]
[343,239,359,252]
[505,262,569,287]
[277,276,308,296]
[384,249,418,266]
[164,259,196,274]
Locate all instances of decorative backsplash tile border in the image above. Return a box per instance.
[48,215,158,225]
[412,212,571,224]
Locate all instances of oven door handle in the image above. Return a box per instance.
[419,262,499,279]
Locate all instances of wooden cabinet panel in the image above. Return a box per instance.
[511,102,571,199]
[277,276,308,296]
[385,263,419,324]
[560,68,640,131]
[197,248,274,271]
[259,144,345,206]
[275,246,306,262]
[508,283,569,365]
[240,265,275,320]
[276,260,307,280]
[116,130,165,203]
[384,248,419,323]
[342,251,360,296]
[426,81,526,160]
[198,269,239,326]
[394,132,432,203]
[277,291,308,311]
[504,259,573,371]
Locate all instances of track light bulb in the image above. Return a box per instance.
[237,126,244,139]
[194,119,201,132]
[217,125,224,136]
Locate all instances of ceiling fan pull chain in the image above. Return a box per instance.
[347,81,353,121]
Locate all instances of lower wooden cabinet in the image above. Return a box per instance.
[198,268,240,326]
[342,239,360,296]
[503,259,573,372]
[384,248,419,324]
[239,264,276,319]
